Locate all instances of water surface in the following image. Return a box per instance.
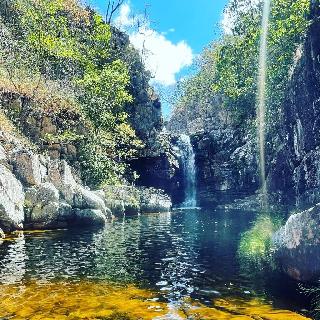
[0,208,312,319]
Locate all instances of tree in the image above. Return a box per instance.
[106,0,125,24]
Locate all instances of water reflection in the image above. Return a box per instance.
[0,208,310,315]
[0,236,26,284]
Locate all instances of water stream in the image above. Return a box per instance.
[257,0,271,205]
[176,134,197,208]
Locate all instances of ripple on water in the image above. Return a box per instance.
[0,209,314,318]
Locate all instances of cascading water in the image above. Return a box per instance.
[257,0,271,206]
[176,134,197,208]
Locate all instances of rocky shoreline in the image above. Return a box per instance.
[0,130,172,236]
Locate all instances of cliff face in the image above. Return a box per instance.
[268,2,320,207]
[169,104,259,206]
[192,129,258,206]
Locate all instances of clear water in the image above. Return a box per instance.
[0,208,311,319]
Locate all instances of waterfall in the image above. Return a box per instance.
[257,0,271,206]
[177,134,197,208]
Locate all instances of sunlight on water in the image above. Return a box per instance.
[0,280,311,320]
[257,0,271,205]
[0,210,312,319]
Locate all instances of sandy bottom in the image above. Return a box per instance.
[0,280,311,320]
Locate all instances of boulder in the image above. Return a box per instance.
[73,209,107,226]
[272,203,320,281]
[74,187,107,213]
[140,188,172,213]
[104,185,172,215]
[0,165,25,231]
[47,160,110,217]
[24,182,71,228]
[12,150,45,186]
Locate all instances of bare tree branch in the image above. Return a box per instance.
[106,0,125,24]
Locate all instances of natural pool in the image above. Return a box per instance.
[0,208,312,319]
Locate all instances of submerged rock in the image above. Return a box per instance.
[0,164,24,231]
[273,203,320,281]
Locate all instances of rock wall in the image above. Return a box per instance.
[130,132,184,203]
[192,127,259,206]
[267,2,320,207]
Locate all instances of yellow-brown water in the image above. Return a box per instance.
[0,280,311,319]
[0,209,313,319]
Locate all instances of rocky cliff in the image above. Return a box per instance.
[267,1,320,207]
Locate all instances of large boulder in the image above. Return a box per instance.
[0,164,25,231]
[73,209,107,226]
[24,182,72,229]
[12,150,46,186]
[272,203,320,281]
[140,188,172,213]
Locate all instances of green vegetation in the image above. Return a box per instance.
[0,0,150,187]
[171,0,310,131]
[238,214,283,265]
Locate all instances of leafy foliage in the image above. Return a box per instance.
[171,0,310,131]
[0,0,145,187]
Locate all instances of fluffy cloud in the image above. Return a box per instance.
[115,3,193,86]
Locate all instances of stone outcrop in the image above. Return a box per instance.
[0,129,173,233]
[0,92,84,162]
[192,128,259,207]
[104,185,172,215]
[272,203,320,281]
[0,164,25,231]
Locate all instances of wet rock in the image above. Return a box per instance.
[0,164,24,231]
[140,188,172,213]
[272,203,320,281]
[104,185,172,215]
[73,209,107,226]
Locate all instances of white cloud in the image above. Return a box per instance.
[114,3,132,28]
[114,3,193,86]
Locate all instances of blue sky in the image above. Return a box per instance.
[85,0,229,116]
